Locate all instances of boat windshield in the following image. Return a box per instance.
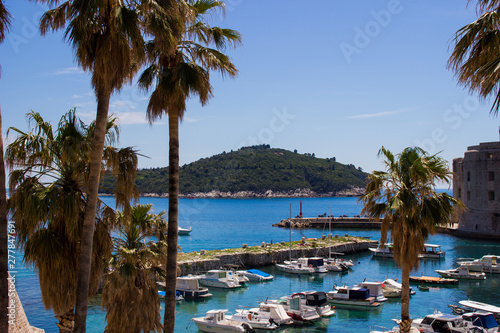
[471,314,499,329]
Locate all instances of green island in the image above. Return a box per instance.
[102,144,368,197]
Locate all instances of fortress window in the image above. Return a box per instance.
[467,171,471,181]
[487,153,493,159]
[489,171,495,181]
[458,188,462,198]
[467,191,471,201]
[489,191,495,201]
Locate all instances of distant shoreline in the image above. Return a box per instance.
[100,187,366,199]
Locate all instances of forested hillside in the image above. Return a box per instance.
[102,145,368,196]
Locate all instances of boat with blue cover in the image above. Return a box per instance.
[236,269,274,281]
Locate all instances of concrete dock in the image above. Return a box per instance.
[272,217,381,229]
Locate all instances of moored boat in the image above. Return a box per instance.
[458,255,500,274]
[296,257,328,273]
[268,295,321,323]
[458,300,500,322]
[199,270,242,289]
[409,275,459,285]
[275,261,315,275]
[461,311,499,333]
[229,309,279,330]
[178,226,192,235]
[175,275,213,299]
[356,281,388,302]
[236,269,274,282]
[192,309,255,333]
[421,244,445,259]
[369,243,394,258]
[411,311,484,333]
[435,265,487,280]
[290,291,336,317]
[326,285,381,309]
[256,303,294,326]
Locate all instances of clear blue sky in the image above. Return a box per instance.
[1,0,499,180]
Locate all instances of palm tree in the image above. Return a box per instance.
[138,1,240,331]
[359,147,461,333]
[6,109,139,332]
[102,204,167,333]
[448,0,500,114]
[35,1,182,330]
[0,1,11,331]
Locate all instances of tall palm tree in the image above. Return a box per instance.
[138,1,240,331]
[359,147,461,333]
[102,204,167,333]
[0,1,12,332]
[35,1,182,330]
[6,109,139,332]
[448,0,500,114]
[139,0,241,332]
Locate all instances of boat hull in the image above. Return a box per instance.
[328,299,381,309]
[193,321,246,333]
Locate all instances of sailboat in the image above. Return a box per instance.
[275,204,315,274]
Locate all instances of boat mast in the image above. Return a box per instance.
[328,206,331,259]
[289,203,292,262]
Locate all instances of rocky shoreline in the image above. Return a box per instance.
[135,187,366,199]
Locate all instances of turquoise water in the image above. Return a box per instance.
[13,195,500,332]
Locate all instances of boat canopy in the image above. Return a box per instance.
[463,312,499,329]
[247,269,271,277]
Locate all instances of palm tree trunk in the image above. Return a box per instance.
[163,113,180,333]
[0,109,9,333]
[74,89,111,333]
[399,265,412,333]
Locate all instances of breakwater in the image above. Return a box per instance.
[273,217,381,229]
[177,238,377,275]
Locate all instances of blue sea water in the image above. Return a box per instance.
[12,195,500,332]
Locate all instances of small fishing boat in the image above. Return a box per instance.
[174,275,212,299]
[418,285,430,291]
[268,295,321,323]
[382,279,416,295]
[421,244,445,259]
[178,226,192,235]
[192,309,255,333]
[324,252,353,271]
[435,265,487,280]
[198,270,242,289]
[229,309,279,330]
[458,255,500,274]
[275,261,315,275]
[409,275,459,285]
[369,243,394,258]
[290,291,336,317]
[295,257,328,273]
[256,303,294,326]
[236,269,274,282]
[327,285,381,309]
[356,281,388,302]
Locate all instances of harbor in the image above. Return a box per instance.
[13,196,500,332]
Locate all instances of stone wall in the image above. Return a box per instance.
[178,240,377,275]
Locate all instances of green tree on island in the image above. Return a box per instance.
[449,0,500,114]
[6,110,139,331]
[102,204,168,333]
[138,1,240,330]
[359,147,461,333]
[35,1,183,330]
[0,1,12,331]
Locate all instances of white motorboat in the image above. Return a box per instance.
[369,243,394,258]
[327,285,381,309]
[192,309,255,333]
[461,311,499,333]
[458,255,500,274]
[236,269,274,282]
[268,295,321,323]
[421,244,445,259]
[256,303,294,326]
[382,279,416,296]
[178,226,192,235]
[356,281,388,302]
[324,257,350,272]
[198,270,242,289]
[230,308,279,330]
[458,300,500,322]
[175,275,212,299]
[435,265,487,280]
[412,312,485,333]
[295,257,328,273]
[234,271,250,285]
[275,261,315,274]
[290,291,336,317]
